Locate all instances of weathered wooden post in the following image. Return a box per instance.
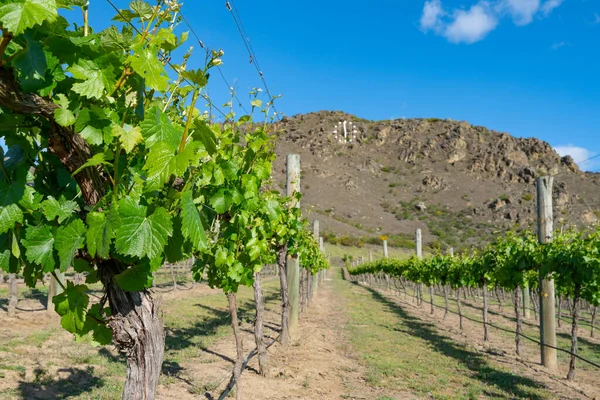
[369,249,373,262]
[7,273,17,317]
[286,154,301,340]
[47,271,65,313]
[537,176,557,369]
[383,239,389,258]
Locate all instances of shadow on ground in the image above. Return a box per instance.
[357,283,549,399]
[18,367,104,399]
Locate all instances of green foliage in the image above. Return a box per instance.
[348,228,600,307]
[0,0,327,354]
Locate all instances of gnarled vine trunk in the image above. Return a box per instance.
[591,306,597,338]
[99,262,165,400]
[457,288,463,330]
[513,287,522,356]
[557,295,563,328]
[443,285,449,320]
[227,293,243,400]
[429,285,435,314]
[253,271,269,377]
[567,286,580,381]
[277,245,291,346]
[482,284,489,342]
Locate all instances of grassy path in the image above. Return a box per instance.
[333,269,558,400]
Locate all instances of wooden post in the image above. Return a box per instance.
[537,176,557,369]
[7,273,17,317]
[47,271,65,312]
[383,240,388,258]
[448,247,454,257]
[286,154,301,341]
[369,249,373,262]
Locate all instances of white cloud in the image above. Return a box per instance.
[419,0,564,44]
[541,0,564,16]
[554,144,599,170]
[445,4,498,43]
[501,0,540,25]
[420,0,445,31]
[551,41,570,50]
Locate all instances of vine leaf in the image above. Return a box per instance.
[143,142,176,191]
[13,37,47,92]
[68,59,116,99]
[71,153,112,176]
[114,197,173,260]
[128,43,169,92]
[53,282,89,333]
[86,209,119,259]
[0,0,58,35]
[114,262,153,292]
[0,204,23,235]
[41,196,79,224]
[23,224,55,271]
[141,106,182,150]
[53,94,76,127]
[112,123,143,153]
[55,219,86,271]
[180,190,208,251]
[209,188,232,214]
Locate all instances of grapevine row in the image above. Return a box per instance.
[348,228,600,381]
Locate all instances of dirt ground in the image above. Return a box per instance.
[1,271,599,400]
[156,272,395,400]
[366,284,599,400]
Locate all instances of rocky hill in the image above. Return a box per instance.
[271,111,600,251]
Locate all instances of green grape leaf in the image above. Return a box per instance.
[41,196,78,223]
[129,0,153,19]
[86,208,119,259]
[23,224,55,271]
[0,204,23,235]
[181,69,207,87]
[75,107,111,146]
[0,0,58,35]
[140,106,182,150]
[114,261,153,292]
[209,188,232,214]
[53,94,76,127]
[115,197,173,259]
[71,153,112,176]
[55,219,86,271]
[128,44,169,92]
[53,282,89,333]
[13,37,47,92]
[180,190,208,251]
[192,120,217,155]
[112,123,143,153]
[68,59,115,99]
[81,303,112,345]
[143,142,176,191]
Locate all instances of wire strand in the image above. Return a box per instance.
[179,12,250,115]
[225,0,281,120]
[103,0,228,119]
[356,278,600,370]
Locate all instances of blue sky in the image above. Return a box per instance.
[89,1,600,170]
